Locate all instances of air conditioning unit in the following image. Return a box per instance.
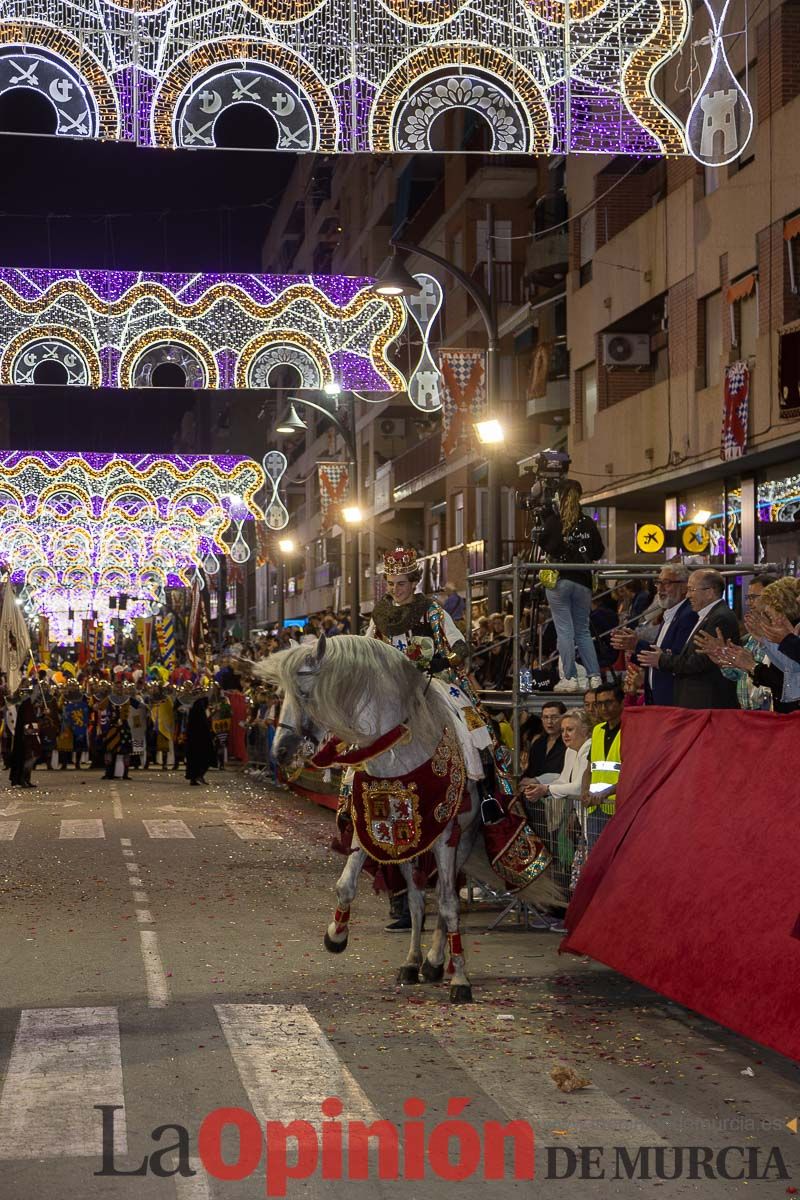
[378,418,406,438]
[602,332,651,367]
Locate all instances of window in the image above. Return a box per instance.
[739,291,757,359]
[454,492,464,545]
[704,291,723,388]
[579,363,598,440]
[430,522,440,555]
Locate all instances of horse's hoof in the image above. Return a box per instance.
[397,965,420,985]
[324,932,348,954]
[449,984,473,1004]
[420,960,444,983]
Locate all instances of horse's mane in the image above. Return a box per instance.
[253,635,448,746]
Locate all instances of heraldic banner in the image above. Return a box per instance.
[721,361,749,460]
[437,349,487,462]
[318,462,350,533]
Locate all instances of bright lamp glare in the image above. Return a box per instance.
[474,419,505,445]
[692,510,711,524]
[342,506,362,524]
[278,538,296,554]
[323,381,341,396]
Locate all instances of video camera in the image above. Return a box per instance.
[516,450,572,538]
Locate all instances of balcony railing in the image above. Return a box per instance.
[472,260,525,306]
[392,431,442,488]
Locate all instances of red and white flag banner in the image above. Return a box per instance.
[721,361,749,461]
[318,462,350,533]
[437,349,487,461]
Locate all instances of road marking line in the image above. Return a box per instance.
[214,1004,377,1123]
[225,820,283,841]
[0,821,20,841]
[435,1033,666,1146]
[133,891,148,903]
[110,786,123,820]
[0,1007,126,1159]
[129,877,143,887]
[120,838,131,846]
[174,1157,212,1200]
[59,819,105,839]
[125,863,138,872]
[122,849,134,858]
[143,819,195,839]
[139,931,170,1008]
[136,909,154,924]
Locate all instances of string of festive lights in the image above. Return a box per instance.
[0,270,406,392]
[0,0,746,160]
[0,453,269,637]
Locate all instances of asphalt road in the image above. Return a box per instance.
[0,764,796,1199]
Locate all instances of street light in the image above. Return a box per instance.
[275,538,296,630]
[374,240,504,610]
[474,418,505,445]
[273,393,362,628]
[275,404,308,435]
[374,252,422,297]
[342,505,363,524]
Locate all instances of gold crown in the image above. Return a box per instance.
[382,546,419,578]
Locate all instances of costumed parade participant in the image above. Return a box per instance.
[127,689,149,769]
[60,682,90,769]
[329,547,552,929]
[209,685,232,769]
[184,692,216,786]
[8,682,42,789]
[103,681,133,780]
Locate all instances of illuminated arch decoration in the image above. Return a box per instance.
[0,325,102,388]
[0,451,273,641]
[0,269,406,393]
[370,46,552,154]
[0,0,744,159]
[0,24,119,139]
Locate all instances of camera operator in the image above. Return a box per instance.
[538,479,605,694]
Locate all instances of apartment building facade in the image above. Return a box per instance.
[258,140,557,624]
[565,0,800,572]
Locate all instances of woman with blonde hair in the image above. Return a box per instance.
[538,479,605,693]
[697,575,800,712]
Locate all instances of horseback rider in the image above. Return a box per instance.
[365,547,513,928]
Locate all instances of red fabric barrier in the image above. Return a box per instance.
[561,707,800,1062]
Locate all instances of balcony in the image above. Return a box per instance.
[472,260,525,306]
[392,432,442,490]
[526,191,569,287]
[526,339,570,416]
[463,158,536,200]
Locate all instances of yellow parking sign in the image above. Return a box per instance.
[682,523,710,553]
[636,524,665,553]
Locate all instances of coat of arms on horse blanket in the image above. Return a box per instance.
[311,723,554,894]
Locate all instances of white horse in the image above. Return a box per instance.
[254,634,483,1003]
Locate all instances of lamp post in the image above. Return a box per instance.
[275,393,362,629]
[276,537,296,630]
[374,241,504,612]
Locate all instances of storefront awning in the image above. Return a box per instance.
[726,272,757,304]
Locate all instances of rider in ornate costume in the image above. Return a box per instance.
[367,546,507,791]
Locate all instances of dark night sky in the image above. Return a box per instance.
[0,124,293,450]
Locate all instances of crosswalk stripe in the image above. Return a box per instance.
[0,1007,126,1159]
[143,820,195,839]
[0,821,20,840]
[434,1031,666,1146]
[225,820,283,841]
[59,819,105,839]
[214,1005,377,1124]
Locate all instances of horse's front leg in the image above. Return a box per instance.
[396,861,425,985]
[432,834,473,1004]
[324,848,367,954]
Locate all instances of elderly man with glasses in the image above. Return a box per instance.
[610,565,696,705]
[637,569,740,709]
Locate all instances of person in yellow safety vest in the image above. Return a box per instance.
[580,683,624,851]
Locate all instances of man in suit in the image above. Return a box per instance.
[611,564,697,705]
[637,569,740,709]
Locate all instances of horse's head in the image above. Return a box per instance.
[253,636,328,768]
